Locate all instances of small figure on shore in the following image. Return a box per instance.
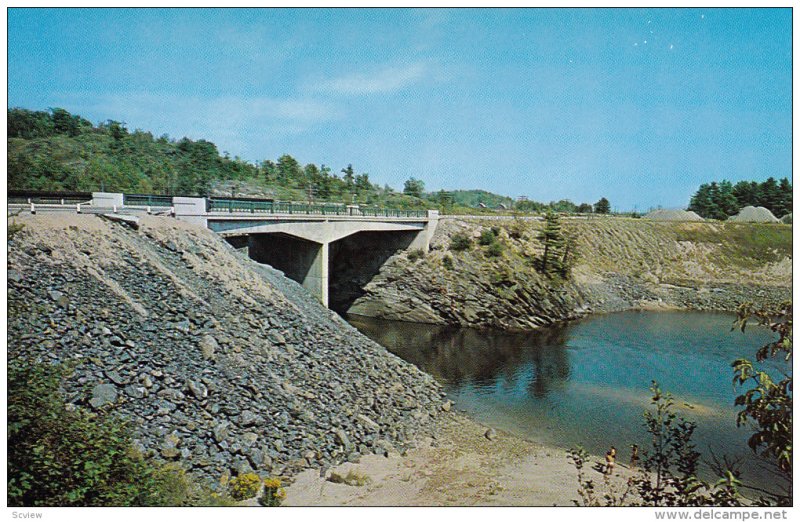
[630,444,639,469]
[605,446,617,475]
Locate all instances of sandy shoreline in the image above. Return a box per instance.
[283,414,630,506]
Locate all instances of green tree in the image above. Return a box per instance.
[277,154,302,185]
[732,302,792,504]
[776,178,792,217]
[689,183,718,219]
[403,177,425,198]
[355,172,372,194]
[594,197,611,214]
[341,164,355,189]
[536,211,566,277]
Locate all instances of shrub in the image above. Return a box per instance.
[449,232,472,251]
[8,361,187,506]
[8,219,25,240]
[478,228,496,246]
[407,248,425,262]
[328,469,371,486]
[442,255,454,270]
[258,478,286,507]
[486,241,504,257]
[229,472,261,501]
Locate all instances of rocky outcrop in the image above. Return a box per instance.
[348,218,792,330]
[7,214,447,489]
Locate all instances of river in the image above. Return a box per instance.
[347,310,789,494]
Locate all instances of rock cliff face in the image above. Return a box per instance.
[7,214,446,487]
[348,217,792,330]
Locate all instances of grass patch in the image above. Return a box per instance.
[674,223,792,266]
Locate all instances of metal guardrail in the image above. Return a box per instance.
[123,194,173,207]
[8,196,92,205]
[207,198,427,218]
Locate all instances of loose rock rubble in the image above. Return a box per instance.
[7,214,447,489]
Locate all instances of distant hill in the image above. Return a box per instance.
[449,190,514,208]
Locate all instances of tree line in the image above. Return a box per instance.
[688,178,792,220]
[8,107,613,214]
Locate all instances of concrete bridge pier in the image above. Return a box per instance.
[248,234,330,307]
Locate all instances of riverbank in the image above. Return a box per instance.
[284,413,629,506]
[347,217,791,329]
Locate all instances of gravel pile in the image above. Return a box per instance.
[643,209,704,221]
[727,206,779,223]
[7,215,446,488]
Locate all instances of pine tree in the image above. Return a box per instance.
[537,211,566,276]
[594,197,611,214]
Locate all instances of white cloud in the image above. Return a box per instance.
[310,62,428,96]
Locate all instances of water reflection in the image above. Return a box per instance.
[347,315,572,396]
[348,311,786,492]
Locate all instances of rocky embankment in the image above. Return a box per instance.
[7,214,447,488]
[349,217,792,330]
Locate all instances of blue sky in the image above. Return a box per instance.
[8,8,792,210]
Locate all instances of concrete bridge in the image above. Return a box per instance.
[9,191,438,308]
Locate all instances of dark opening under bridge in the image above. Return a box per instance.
[9,191,439,309]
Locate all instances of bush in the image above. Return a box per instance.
[449,233,473,251]
[8,361,188,506]
[229,472,261,501]
[486,241,504,257]
[442,255,454,270]
[407,248,425,262]
[478,228,496,246]
[258,478,286,507]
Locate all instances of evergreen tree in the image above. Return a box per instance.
[276,154,302,185]
[594,197,611,214]
[403,177,425,198]
[341,164,355,189]
[537,211,566,277]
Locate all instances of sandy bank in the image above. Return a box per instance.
[284,414,631,506]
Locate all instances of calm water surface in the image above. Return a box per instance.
[348,311,787,489]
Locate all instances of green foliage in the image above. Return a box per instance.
[442,255,454,270]
[731,302,792,504]
[594,197,611,214]
[690,178,792,220]
[403,177,425,198]
[258,478,285,507]
[673,223,792,268]
[478,228,497,246]
[229,472,261,501]
[449,232,473,252]
[486,241,504,257]
[407,248,425,262]
[7,361,189,506]
[536,212,572,278]
[570,382,742,507]
[8,219,25,240]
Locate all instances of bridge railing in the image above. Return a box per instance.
[123,194,173,207]
[8,190,93,205]
[207,198,427,218]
